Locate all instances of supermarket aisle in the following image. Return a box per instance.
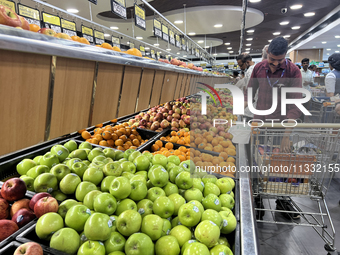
[258,172,340,255]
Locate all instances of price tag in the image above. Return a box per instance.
[151,49,156,59]
[181,38,186,51]
[42,12,61,33]
[191,47,195,55]
[175,34,181,48]
[61,18,77,37]
[94,30,105,45]
[129,42,135,49]
[0,0,15,12]
[17,4,40,26]
[140,46,145,56]
[169,30,175,46]
[111,0,127,19]
[162,24,169,42]
[134,4,146,30]
[200,63,207,67]
[195,48,200,58]
[186,41,190,52]
[157,52,160,60]
[153,19,162,38]
[88,0,97,4]
[81,25,94,44]
[112,36,120,48]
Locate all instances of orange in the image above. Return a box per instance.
[111,133,118,140]
[178,155,186,162]
[111,119,118,123]
[94,134,103,142]
[29,24,40,32]
[163,151,171,157]
[78,129,86,134]
[115,139,124,146]
[94,128,102,134]
[99,140,108,147]
[101,43,113,50]
[79,37,90,45]
[165,142,173,150]
[174,150,181,156]
[123,144,130,150]
[117,146,125,151]
[132,139,140,147]
[112,46,121,52]
[91,138,99,144]
[177,139,185,145]
[130,146,137,150]
[160,137,167,141]
[126,48,142,57]
[226,148,236,156]
[219,152,229,160]
[102,132,112,140]
[151,144,160,152]
[107,139,114,147]
[155,140,163,148]
[95,123,103,128]
[227,157,236,163]
[81,131,91,140]
[171,131,177,136]
[71,36,80,42]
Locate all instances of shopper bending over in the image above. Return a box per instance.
[325,53,340,97]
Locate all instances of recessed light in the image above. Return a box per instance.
[245,51,250,54]
[166,49,171,51]
[338,45,340,47]
[327,53,330,55]
[204,46,209,48]
[304,12,315,17]
[245,48,250,50]
[177,52,180,54]
[136,37,143,40]
[336,36,340,38]
[249,0,261,2]
[198,40,204,43]
[174,20,183,24]
[110,26,119,30]
[280,21,289,25]
[213,53,218,56]
[67,9,79,13]
[246,44,252,46]
[290,4,303,10]
[283,35,291,38]
[336,51,340,53]
[227,47,232,50]
[127,42,130,44]
[104,34,110,37]
[214,24,223,28]
[188,32,196,36]
[292,26,300,30]
[229,51,234,53]
[183,55,187,57]
[273,32,281,35]
[145,47,150,50]
[322,42,327,44]
[154,43,159,46]
[327,49,331,51]
[225,43,230,45]
[246,38,253,41]
[247,29,255,33]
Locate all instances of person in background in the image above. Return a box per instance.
[296,64,301,69]
[309,64,318,78]
[300,58,314,93]
[325,53,340,97]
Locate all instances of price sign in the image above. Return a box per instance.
[181,38,186,51]
[195,48,200,58]
[162,24,169,42]
[129,42,135,49]
[153,19,162,38]
[134,4,146,30]
[175,34,181,48]
[169,30,175,46]
[88,0,97,4]
[111,0,127,19]
[151,50,156,59]
[112,36,120,48]
[186,41,190,52]
[200,63,207,67]
[17,4,40,26]
[140,46,145,56]
[42,12,61,33]
[94,30,105,45]
[191,47,195,55]
[81,25,94,44]
[157,52,160,60]
[0,0,15,12]
[61,19,77,37]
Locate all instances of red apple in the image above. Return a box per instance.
[14,242,43,255]
[170,58,180,66]
[10,198,30,217]
[55,32,72,40]
[38,28,56,36]
[29,192,51,211]
[0,5,22,28]
[0,219,18,241]
[1,178,27,202]
[19,16,29,30]
[34,197,58,218]
[12,208,35,228]
[0,198,9,219]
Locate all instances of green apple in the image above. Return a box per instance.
[179,160,194,172]
[202,194,221,211]
[229,191,234,199]
[20,175,34,191]
[210,244,233,255]
[217,236,231,247]
[101,176,116,192]
[60,173,81,194]
[71,162,88,178]
[69,149,88,160]
[103,162,122,177]
[133,155,150,171]
[114,150,125,160]
[40,152,60,168]
[109,215,117,232]
[168,155,181,166]
[166,162,177,172]
[34,173,58,193]
[58,199,79,218]
[181,240,197,255]
[134,171,148,180]
[51,190,67,202]
[221,207,233,213]
[122,172,135,180]
[79,141,93,150]
[171,216,181,228]
[65,205,91,232]
[188,200,204,215]
[168,193,185,216]
[75,181,98,202]
[155,235,180,255]
[78,241,105,255]
[216,177,233,194]
[128,151,142,162]
[94,193,117,215]
[146,180,154,190]
[92,155,109,163]
[137,199,153,218]
[83,167,104,186]
[124,149,136,160]
[219,210,237,234]
[50,164,71,182]
[130,175,146,185]
[141,214,163,241]
[109,251,125,255]
[27,165,49,179]
[88,148,105,162]
[152,154,168,167]
[184,188,203,202]
[84,213,113,241]
[161,218,171,237]
[163,182,179,196]
[83,160,91,167]
[202,174,217,184]
[183,242,209,255]
[50,227,80,254]
[89,161,105,170]
[115,198,137,216]
[170,225,191,247]
[178,203,201,227]
[84,148,91,155]
[153,196,174,218]
[169,166,184,183]
[110,177,131,200]
[117,210,142,236]
[104,231,126,254]
[17,159,37,175]
[148,166,169,187]
[178,189,186,197]
[219,194,235,210]
[203,183,220,197]
[66,158,82,168]
[103,148,116,160]
[192,178,204,192]
[142,151,153,161]
[124,233,154,255]
[175,171,193,190]
[129,180,147,201]
[36,212,64,240]
[83,190,102,210]
[147,187,165,202]
[120,161,136,174]
[201,209,223,229]
[51,145,70,162]
[64,140,78,152]
[194,220,220,248]
[33,156,42,164]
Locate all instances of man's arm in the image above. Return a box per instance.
[325,73,336,97]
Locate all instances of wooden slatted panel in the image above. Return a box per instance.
[184,74,192,96]
[91,63,124,125]
[179,74,187,97]
[136,68,155,111]
[0,51,51,155]
[150,70,165,107]
[160,72,179,103]
[118,66,142,117]
[174,73,184,100]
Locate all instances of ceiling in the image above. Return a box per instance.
[21,0,340,60]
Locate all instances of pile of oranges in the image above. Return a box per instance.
[96,42,121,52]
[147,140,190,162]
[80,123,147,151]
[160,130,190,146]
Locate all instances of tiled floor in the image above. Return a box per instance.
[257,172,340,255]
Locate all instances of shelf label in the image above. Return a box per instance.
[200,63,207,67]
[157,52,160,60]
[17,4,40,26]
[175,34,181,48]
[129,42,135,49]
[61,19,77,37]
[162,24,169,42]
[88,0,97,4]
[94,30,105,45]
[186,41,190,52]
[111,0,127,19]
[169,30,175,46]
[140,46,145,56]
[151,49,155,59]
[134,4,146,30]
[112,36,120,48]
[81,25,94,44]
[195,48,200,58]
[42,12,61,33]
[153,19,162,38]
[0,0,15,12]
[181,38,186,51]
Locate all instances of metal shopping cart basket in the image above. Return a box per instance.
[250,123,340,254]
[307,97,336,123]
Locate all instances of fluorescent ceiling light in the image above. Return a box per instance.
[67,9,79,13]
[268,40,272,42]
[336,51,340,53]
[213,53,218,56]
[204,46,209,48]
[245,51,250,54]
[214,24,223,28]
[104,34,110,37]
[188,32,196,36]
[136,37,143,40]
[246,38,253,41]
[229,51,234,53]
[283,35,291,38]
[225,42,230,45]
[280,21,289,25]
[174,20,183,24]
[145,47,150,50]
[154,43,159,46]
[198,40,204,43]
[166,49,171,51]
[338,45,340,47]
[322,42,327,44]
[227,47,232,50]
[177,52,180,54]
[312,46,316,48]
[327,49,331,51]
[127,42,130,44]
[247,29,255,33]
[336,36,340,38]
[246,44,252,46]
[249,0,261,2]
[304,12,315,17]
[110,26,119,30]
[245,48,250,50]
[327,53,330,55]
[290,4,303,9]
[273,32,281,35]
[292,26,300,30]
[183,55,187,57]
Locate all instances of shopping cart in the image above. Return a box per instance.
[250,123,340,254]
[311,87,326,97]
[306,97,336,123]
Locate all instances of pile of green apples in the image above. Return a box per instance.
[16,140,237,255]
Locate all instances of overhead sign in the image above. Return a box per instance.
[112,36,120,48]
[139,46,145,56]
[111,0,127,20]
[61,19,77,37]
[81,25,94,44]
[151,49,155,59]
[169,30,175,46]
[181,38,186,51]
[17,4,40,26]
[94,30,105,45]
[134,4,146,30]
[162,24,169,42]
[0,0,15,12]
[88,0,97,4]
[175,34,181,48]
[153,19,162,38]
[129,42,135,49]
[42,12,61,33]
